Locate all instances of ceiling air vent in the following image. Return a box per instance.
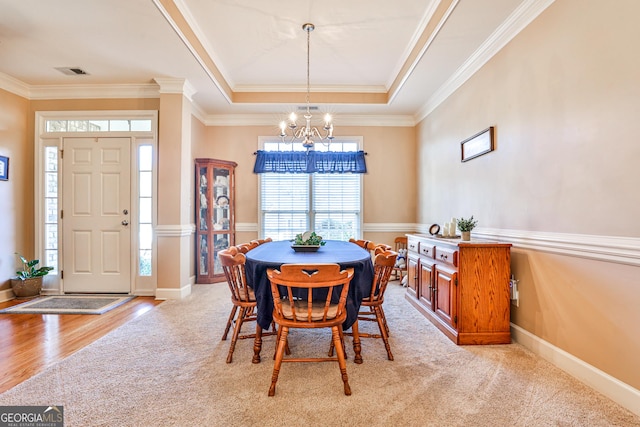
[298,106,319,111]
[55,67,90,76]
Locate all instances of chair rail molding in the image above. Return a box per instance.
[236,222,258,233]
[155,224,196,237]
[363,223,421,233]
[472,227,640,267]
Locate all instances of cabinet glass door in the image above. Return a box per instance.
[199,234,209,275]
[213,233,230,275]
[212,167,230,232]
[198,166,209,231]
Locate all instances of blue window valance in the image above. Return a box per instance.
[253,150,367,174]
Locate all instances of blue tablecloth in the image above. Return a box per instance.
[245,240,374,331]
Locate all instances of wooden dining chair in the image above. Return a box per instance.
[374,243,393,254]
[237,241,258,254]
[250,237,273,246]
[349,239,391,263]
[219,246,276,364]
[266,263,354,396]
[348,238,374,251]
[345,250,397,361]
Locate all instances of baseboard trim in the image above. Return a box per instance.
[0,288,15,303]
[511,323,640,417]
[132,289,156,297]
[155,282,192,300]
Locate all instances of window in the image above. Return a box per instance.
[45,118,152,133]
[138,145,153,276]
[260,139,362,241]
[43,147,59,273]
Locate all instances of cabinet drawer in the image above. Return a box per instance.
[419,243,435,258]
[435,246,458,267]
[407,237,420,253]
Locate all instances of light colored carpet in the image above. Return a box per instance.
[0,283,638,427]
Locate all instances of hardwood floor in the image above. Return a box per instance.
[0,296,164,394]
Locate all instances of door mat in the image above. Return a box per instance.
[0,295,135,315]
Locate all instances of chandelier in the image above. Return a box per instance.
[279,23,334,149]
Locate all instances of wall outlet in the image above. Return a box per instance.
[509,277,520,307]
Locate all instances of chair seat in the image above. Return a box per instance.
[281,299,340,321]
[232,287,256,303]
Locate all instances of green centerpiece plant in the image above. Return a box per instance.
[293,231,326,246]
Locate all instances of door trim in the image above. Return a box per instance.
[34,110,158,296]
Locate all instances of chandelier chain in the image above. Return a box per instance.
[278,22,334,149]
[306,24,310,111]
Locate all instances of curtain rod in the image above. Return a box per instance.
[253,151,368,155]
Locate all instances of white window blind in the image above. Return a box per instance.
[260,140,362,241]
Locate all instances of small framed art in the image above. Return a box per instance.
[0,156,8,181]
[461,127,495,162]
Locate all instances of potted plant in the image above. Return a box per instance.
[456,216,478,241]
[10,253,54,298]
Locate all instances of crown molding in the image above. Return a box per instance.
[416,0,556,122]
[233,84,387,94]
[0,71,30,98]
[203,113,416,127]
[153,77,196,100]
[152,0,233,103]
[28,83,160,100]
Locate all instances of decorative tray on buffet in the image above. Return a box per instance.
[435,234,461,239]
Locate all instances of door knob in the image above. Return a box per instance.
[121,220,129,226]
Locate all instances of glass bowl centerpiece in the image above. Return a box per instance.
[291,231,326,252]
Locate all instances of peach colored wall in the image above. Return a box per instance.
[0,90,30,291]
[192,124,417,246]
[416,0,640,388]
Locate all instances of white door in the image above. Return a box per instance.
[62,137,131,293]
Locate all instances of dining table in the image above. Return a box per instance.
[244,239,374,363]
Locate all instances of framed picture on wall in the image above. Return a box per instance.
[461,127,495,162]
[0,156,8,181]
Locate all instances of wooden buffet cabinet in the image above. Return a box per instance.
[405,234,512,345]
